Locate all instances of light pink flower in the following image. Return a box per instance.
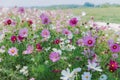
[41,29,50,38]
[8,47,18,56]
[19,28,28,37]
[23,45,34,54]
[49,52,60,62]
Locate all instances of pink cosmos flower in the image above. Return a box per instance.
[62,28,72,36]
[4,18,13,25]
[40,13,51,25]
[8,47,18,56]
[76,39,84,46]
[41,29,50,38]
[11,35,17,43]
[23,45,34,54]
[18,7,25,13]
[49,52,60,62]
[69,17,78,27]
[108,60,119,72]
[110,43,120,53]
[83,35,96,47]
[19,28,28,37]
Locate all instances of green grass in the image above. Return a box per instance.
[69,7,120,23]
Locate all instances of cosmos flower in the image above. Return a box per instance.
[53,38,61,44]
[40,13,51,25]
[52,48,62,55]
[76,39,84,46]
[69,17,78,27]
[81,72,92,80]
[36,43,42,51]
[62,28,72,36]
[0,46,5,53]
[87,60,102,72]
[99,74,108,80]
[108,60,119,72]
[29,78,35,80]
[19,28,28,37]
[60,67,81,80]
[49,52,60,62]
[18,7,25,13]
[23,45,34,54]
[8,47,18,56]
[83,35,96,47]
[11,35,17,43]
[4,18,13,25]
[18,35,24,41]
[109,43,120,53]
[27,19,33,26]
[41,29,50,38]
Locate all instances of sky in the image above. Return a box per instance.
[0,0,120,7]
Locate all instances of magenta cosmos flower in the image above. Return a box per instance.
[18,35,24,41]
[108,60,119,72]
[11,35,17,43]
[108,39,120,53]
[19,28,28,37]
[8,47,18,56]
[41,29,50,38]
[4,18,13,25]
[36,43,42,51]
[69,17,78,27]
[110,43,120,53]
[40,13,51,25]
[83,35,96,47]
[49,52,60,62]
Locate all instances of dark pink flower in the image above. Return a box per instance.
[108,60,119,72]
[4,18,12,25]
[36,43,42,51]
[18,35,24,41]
[11,35,17,43]
[69,17,78,27]
[53,39,61,44]
[27,20,33,26]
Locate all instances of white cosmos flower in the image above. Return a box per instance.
[99,74,108,80]
[45,47,51,51]
[87,61,102,72]
[68,34,73,39]
[60,67,81,80]
[52,48,62,55]
[82,72,92,80]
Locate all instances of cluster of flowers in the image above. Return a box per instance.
[0,7,119,80]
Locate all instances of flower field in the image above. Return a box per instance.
[0,7,120,80]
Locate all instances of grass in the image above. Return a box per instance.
[69,7,120,23]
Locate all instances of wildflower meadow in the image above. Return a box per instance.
[0,7,120,80]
